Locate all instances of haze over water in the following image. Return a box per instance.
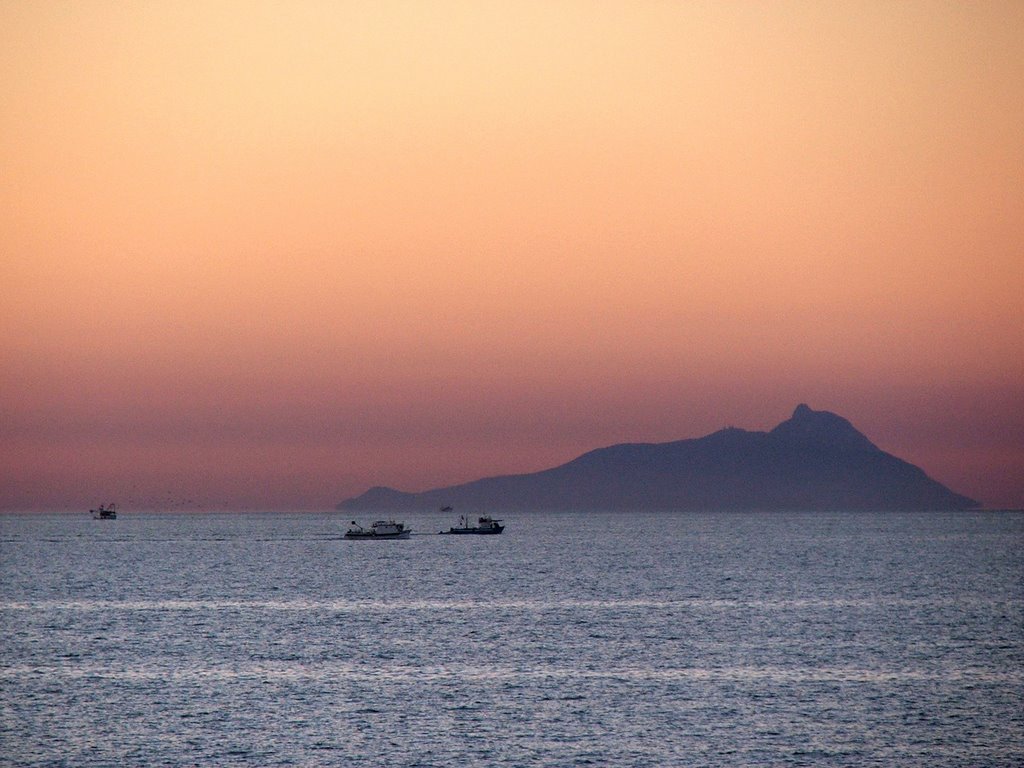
[2,510,1021,766]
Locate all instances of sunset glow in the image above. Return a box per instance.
[3,1,1022,509]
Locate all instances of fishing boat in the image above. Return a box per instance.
[442,513,504,535]
[344,520,411,540]
[91,503,117,520]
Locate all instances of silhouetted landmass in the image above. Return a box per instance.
[337,404,980,512]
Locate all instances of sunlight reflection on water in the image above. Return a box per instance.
[3,595,1019,612]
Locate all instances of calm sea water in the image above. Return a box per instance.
[1,510,1021,767]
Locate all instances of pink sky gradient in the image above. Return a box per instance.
[2,2,1022,510]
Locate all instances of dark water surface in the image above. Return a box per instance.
[2,510,1022,766]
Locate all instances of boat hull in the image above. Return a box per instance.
[443,526,504,535]
[344,530,411,540]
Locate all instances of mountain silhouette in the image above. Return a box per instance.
[337,404,980,512]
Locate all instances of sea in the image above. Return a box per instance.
[1,510,1021,767]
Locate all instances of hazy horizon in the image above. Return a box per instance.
[3,2,1022,510]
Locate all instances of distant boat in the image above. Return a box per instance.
[91,503,117,520]
[441,513,504,535]
[344,520,411,540]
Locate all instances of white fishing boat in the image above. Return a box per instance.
[344,520,411,540]
[441,513,504,535]
[91,503,117,520]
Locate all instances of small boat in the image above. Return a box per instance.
[344,520,411,540]
[442,513,504,535]
[91,503,117,520]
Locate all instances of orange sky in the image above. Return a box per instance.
[2,1,1022,510]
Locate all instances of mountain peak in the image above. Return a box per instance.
[770,404,877,451]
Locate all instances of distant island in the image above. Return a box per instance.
[337,404,980,512]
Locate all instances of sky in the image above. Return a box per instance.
[2,1,1022,510]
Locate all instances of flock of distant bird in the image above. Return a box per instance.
[111,486,225,511]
